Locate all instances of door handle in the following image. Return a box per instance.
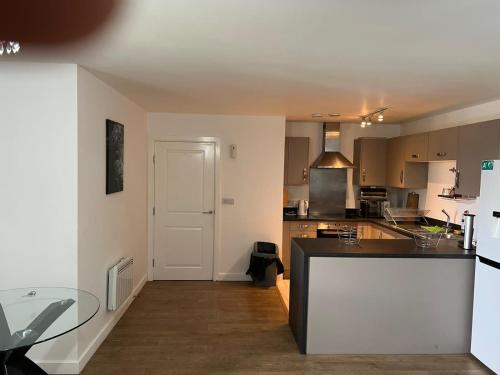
[202,210,214,214]
[400,170,404,184]
[437,152,447,157]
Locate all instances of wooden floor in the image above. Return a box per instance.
[81,281,491,375]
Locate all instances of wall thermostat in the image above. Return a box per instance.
[230,144,237,159]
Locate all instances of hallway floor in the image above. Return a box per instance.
[81,281,490,375]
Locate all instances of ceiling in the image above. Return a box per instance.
[13,0,500,123]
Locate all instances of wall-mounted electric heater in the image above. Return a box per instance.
[107,257,134,311]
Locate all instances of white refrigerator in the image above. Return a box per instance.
[471,160,500,373]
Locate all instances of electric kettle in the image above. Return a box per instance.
[297,200,309,216]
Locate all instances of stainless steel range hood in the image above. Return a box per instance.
[310,123,354,168]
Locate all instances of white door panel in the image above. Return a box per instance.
[154,141,215,280]
[477,161,500,263]
[166,151,205,212]
[471,258,500,373]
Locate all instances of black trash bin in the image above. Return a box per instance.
[246,242,284,287]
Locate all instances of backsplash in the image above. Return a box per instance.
[404,160,480,225]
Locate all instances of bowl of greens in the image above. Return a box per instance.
[413,226,445,248]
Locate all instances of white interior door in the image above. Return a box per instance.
[154,141,215,280]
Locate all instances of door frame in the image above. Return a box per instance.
[148,136,221,281]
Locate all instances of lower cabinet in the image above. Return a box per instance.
[283,221,407,278]
[282,221,318,278]
[358,223,408,240]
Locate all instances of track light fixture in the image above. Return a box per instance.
[359,107,388,128]
[0,41,21,56]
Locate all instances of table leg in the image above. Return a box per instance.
[0,299,75,375]
[1,349,47,375]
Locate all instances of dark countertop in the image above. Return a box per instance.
[283,214,363,222]
[292,238,475,259]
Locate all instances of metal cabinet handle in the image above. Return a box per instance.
[456,169,460,189]
[400,170,404,184]
[362,169,366,183]
[303,168,308,182]
[202,210,214,214]
[411,154,419,159]
[437,152,447,157]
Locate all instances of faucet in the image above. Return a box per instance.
[442,209,451,233]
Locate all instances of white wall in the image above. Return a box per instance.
[0,63,79,366]
[76,67,148,371]
[0,63,148,374]
[401,98,500,135]
[406,161,479,225]
[148,113,285,281]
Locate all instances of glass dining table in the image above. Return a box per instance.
[0,287,99,375]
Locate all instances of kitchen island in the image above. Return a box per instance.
[289,238,475,354]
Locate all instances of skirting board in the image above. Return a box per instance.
[38,274,147,374]
[217,272,251,281]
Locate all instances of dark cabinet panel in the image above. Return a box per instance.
[403,133,429,162]
[284,137,309,186]
[457,120,500,197]
[386,137,404,188]
[386,137,428,189]
[428,127,459,161]
[353,138,387,186]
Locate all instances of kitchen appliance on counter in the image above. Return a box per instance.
[460,213,475,250]
[283,206,298,217]
[471,160,500,373]
[297,200,309,216]
[359,187,389,218]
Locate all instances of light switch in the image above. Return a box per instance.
[222,198,235,205]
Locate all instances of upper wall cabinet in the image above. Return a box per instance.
[353,138,387,186]
[428,127,459,161]
[403,133,429,162]
[386,137,428,189]
[457,120,500,197]
[284,137,309,186]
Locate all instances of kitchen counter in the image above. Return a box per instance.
[292,238,474,259]
[283,214,467,250]
[289,236,475,355]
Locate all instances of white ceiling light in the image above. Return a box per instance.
[360,107,388,128]
[0,41,21,56]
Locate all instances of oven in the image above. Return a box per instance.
[317,222,358,238]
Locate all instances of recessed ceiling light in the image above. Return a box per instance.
[328,113,340,117]
[311,113,323,118]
